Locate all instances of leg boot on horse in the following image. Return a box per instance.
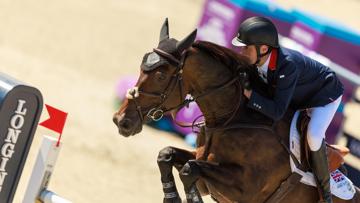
[179,160,203,203]
[157,146,197,203]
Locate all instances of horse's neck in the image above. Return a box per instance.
[183,52,244,126]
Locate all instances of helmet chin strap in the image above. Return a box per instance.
[254,45,272,66]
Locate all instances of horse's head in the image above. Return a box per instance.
[113,18,197,137]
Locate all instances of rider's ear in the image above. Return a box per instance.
[159,18,170,42]
[260,45,269,55]
[176,29,197,54]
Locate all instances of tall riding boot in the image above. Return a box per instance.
[310,140,333,203]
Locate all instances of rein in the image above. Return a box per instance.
[170,75,243,131]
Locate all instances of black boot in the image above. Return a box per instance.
[310,140,333,203]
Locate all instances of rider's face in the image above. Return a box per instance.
[239,45,257,64]
[238,45,270,65]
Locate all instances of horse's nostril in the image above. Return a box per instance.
[119,118,132,130]
[113,113,125,126]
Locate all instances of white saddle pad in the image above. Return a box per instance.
[289,111,356,200]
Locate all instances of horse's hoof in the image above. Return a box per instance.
[163,197,182,203]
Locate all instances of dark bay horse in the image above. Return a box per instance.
[113,19,360,203]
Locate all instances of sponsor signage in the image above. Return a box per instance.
[0,73,43,203]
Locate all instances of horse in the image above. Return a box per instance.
[112,19,360,203]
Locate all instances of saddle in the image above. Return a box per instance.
[296,110,349,172]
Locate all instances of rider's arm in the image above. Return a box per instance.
[247,61,299,121]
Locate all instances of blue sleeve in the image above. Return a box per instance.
[247,62,299,121]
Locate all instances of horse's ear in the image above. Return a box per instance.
[176,29,197,53]
[159,18,169,42]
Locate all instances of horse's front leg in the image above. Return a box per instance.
[157,146,196,203]
[178,160,204,203]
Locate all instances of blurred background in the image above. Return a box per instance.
[0,0,359,202]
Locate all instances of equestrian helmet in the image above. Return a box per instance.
[232,16,279,48]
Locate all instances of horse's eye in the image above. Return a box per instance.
[155,71,167,81]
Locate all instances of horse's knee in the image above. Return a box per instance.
[158,146,176,167]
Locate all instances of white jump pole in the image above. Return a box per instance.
[39,190,71,203]
[22,135,71,203]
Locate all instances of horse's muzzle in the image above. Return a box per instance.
[113,112,142,137]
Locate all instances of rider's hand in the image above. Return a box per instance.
[239,71,251,90]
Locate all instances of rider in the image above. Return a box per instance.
[232,16,344,203]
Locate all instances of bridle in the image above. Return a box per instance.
[126,48,188,123]
[126,46,246,128]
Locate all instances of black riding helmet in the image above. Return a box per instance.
[232,16,279,65]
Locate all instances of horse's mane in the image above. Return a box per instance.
[191,40,251,73]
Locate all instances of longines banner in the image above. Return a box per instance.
[0,73,43,203]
